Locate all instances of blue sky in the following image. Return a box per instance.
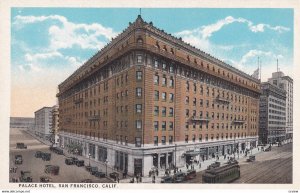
[11,8,293,116]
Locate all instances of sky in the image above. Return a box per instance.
[11,8,294,117]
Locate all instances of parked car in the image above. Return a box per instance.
[15,155,23,165]
[173,172,186,183]
[50,146,64,155]
[185,169,196,180]
[94,171,106,178]
[65,157,78,165]
[45,165,60,175]
[16,143,27,149]
[40,176,52,183]
[20,171,32,182]
[90,166,98,175]
[246,155,256,162]
[76,160,85,167]
[161,176,173,183]
[85,165,92,172]
[35,151,43,158]
[109,172,119,180]
[41,153,51,161]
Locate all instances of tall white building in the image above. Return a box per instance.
[34,106,53,140]
[268,71,293,141]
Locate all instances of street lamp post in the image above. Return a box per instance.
[88,153,91,167]
[105,159,109,176]
[174,144,177,170]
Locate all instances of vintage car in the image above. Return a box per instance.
[185,169,197,180]
[109,172,119,180]
[40,176,52,183]
[90,166,98,175]
[35,151,43,158]
[45,165,60,175]
[20,171,32,182]
[246,155,256,162]
[16,143,27,149]
[65,157,78,165]
[265,146,272,152]
[94,171,106,178]
[173,172,186,183]
[41,153,51,161]
[15,155,23,165]
[50,146,64,155]
[160,176,173,183]
[76,160,85,167]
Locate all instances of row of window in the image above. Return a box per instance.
[154,91,174,102]
[185,122,247,130]
[154,74,174,87]
[154,106,174,117]
[185,110,247,121]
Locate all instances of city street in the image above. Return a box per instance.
[187,142,292,183]
[9,128,112,183]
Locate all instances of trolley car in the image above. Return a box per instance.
[202,162,240,183]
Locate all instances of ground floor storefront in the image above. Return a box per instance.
[59,132,258,177]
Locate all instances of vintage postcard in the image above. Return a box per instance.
[0,0,299,192]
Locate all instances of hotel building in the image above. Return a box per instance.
[34,106,53,140]
[57,15,261,176]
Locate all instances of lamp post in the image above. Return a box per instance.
[88,153,91,167]
[174,144,177,170]
[105,159,109,176]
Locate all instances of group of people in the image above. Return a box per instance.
[129,173,142,183]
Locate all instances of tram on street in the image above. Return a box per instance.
[202,162,240,183]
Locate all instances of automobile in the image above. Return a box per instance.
[16,143,27,149]
[90,166,98,175]
[109,172,119,180]
[40,176,52,183]
[81,179,93,183]
[76,160,85,167]
[41,153,51,161]
[85,165,92,172]
[15,155,23,165]
[45,165,60,175]
[173,172,186,183]
[160,176,173,183]
[50,146,64,155]
[94,171,106,178]
[20,171,32,182]
[246,155,256,162]
[35,151,43,158]
[65,157,76,165]
[185,169,196,180]
[265,146,272,152]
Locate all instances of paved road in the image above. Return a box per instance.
[9,128,112,183]
[186,142,292,184]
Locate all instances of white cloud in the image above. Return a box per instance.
[13,14,118,51]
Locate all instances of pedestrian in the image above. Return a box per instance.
[199,163,201,168]
[139,176,142,183]
[156,169,158,176]
[117,177,119,183]
[186,164,188,169]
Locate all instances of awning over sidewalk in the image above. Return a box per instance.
[184,151,200,156]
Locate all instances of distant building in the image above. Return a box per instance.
[50,105,60,146]
[10,117,34,129]
[34,107,53,140]
[259,82,286,144]
[267,71,293,141]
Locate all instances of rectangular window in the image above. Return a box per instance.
[154,121,159,131]
[169,136,173,144]
[136,104,142,113]
[154,75,159,85]
[192,135,196,142]
[154,60,159,68]
[154,90,159,101]
[169,107,174,117]
[193,98,196,106]
[162,92,166,101]
[162,63,167,70]
[200,99,203,107]
[185,109,189,117]
[136,87,142,97]
[185,135,189,143]
[135,137,141,147]
[154,136,158,146]
[169,93,174,102]
[136,120,142,130]
[161,136,166,145]
[169,65,174,73]
[199,134,202,142]
[136,71,142,80]
[137,55,142,63]
[169,121,173,131]
[169,78,174,88]
[162,77,167,86]
[154,106,159,116]
[162,121,166,131]
[162,107,166,117]
[185,122,189,130]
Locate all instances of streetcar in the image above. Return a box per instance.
[202,162,240,183]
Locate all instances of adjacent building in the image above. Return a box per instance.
[259,82,286,144]
[50,105,60,146]
[57,15,261,176]
[267,71,293,141]
[34,107,53,140]
[10,117,34,129]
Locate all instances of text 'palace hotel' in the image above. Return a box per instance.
[57,15,261,176]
